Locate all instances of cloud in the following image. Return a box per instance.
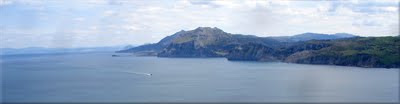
[0,0,399,48]
[73,17,85,21]
[381,6,398,12]
[0,0,13,6]
[103,10,115,16]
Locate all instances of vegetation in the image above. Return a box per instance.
[284,37,400,68]
[119,27,399,68]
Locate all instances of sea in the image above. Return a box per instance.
[1,52,399,102]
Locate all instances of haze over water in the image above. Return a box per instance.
[1,53,398,102]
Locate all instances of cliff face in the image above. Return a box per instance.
[158,41,223,57]
[226,40,333,62]
[285,52,384,68]
[226,43,278,61]
[283,37,400,68]
[209,36,399,68]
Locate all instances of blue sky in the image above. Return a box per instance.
[0,0,399,48]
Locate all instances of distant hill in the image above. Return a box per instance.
[270,32,357,42]
[118,27,398,68]
[0,46,126,55]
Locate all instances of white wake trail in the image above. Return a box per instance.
[120,71,152,76]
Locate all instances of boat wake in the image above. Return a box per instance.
[120,71,152,76]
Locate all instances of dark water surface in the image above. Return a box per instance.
[1,53,399,102]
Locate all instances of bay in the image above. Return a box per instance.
[1,53,398,102]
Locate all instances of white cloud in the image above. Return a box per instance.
[103,10,115,16]
[11,0,44,6]
[123,25,145,31]
[381,6,398,12]
[0,0,13,6]
[84,0,108,5]
[73,17,85,22]
[1,0,399,48]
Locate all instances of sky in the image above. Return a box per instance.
[0,0,399,48]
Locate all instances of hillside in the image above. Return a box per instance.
[118,27,398,68]
[119,27,355,53]
[284,37,400,68]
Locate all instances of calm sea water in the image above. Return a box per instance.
[1,53,399,102]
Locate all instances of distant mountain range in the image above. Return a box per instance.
[270,32,357,42]
[118,27,399,68]
[1,46,128,55]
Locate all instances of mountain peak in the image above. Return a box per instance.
[167,27,230,46]
[194,27,223,32]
